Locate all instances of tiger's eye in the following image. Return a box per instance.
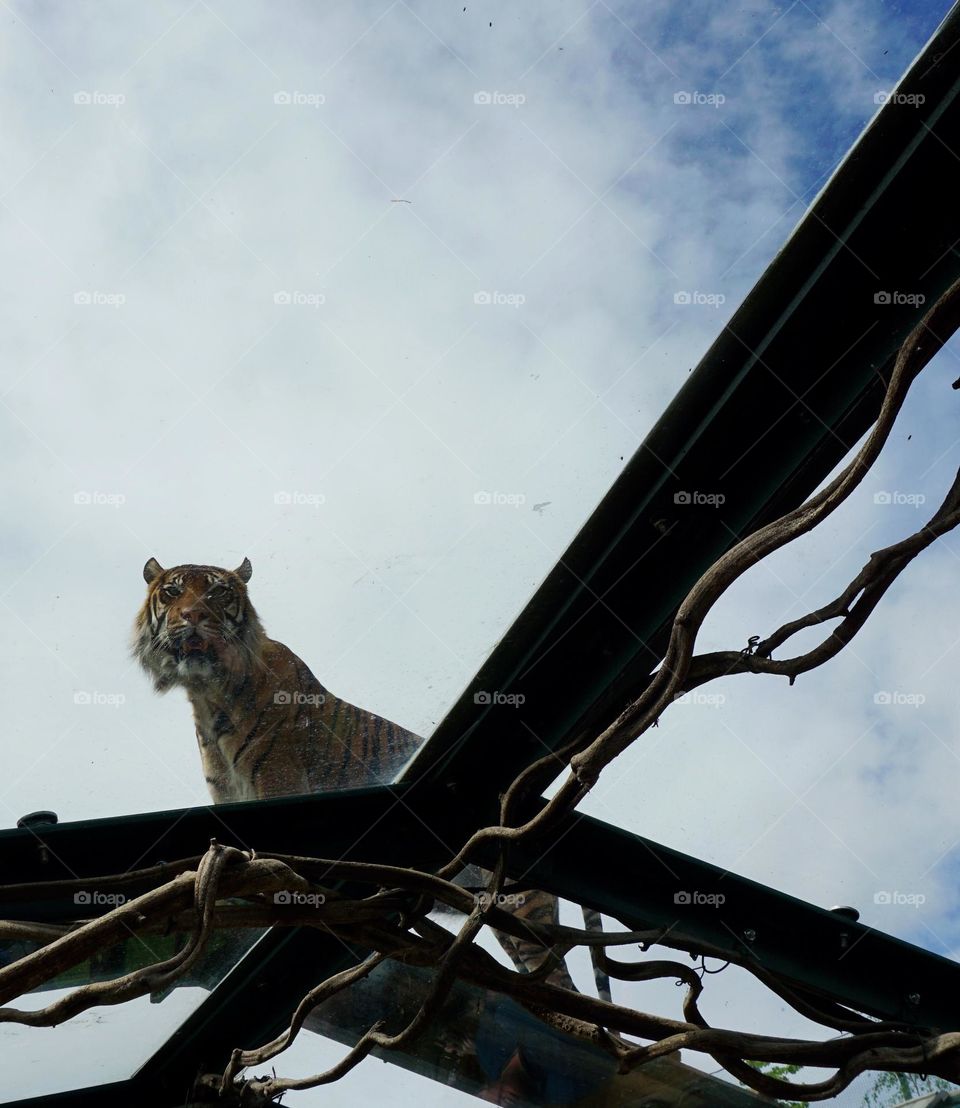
[161,585,181,600]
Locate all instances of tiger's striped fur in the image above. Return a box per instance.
[132,557,420,801]
[132,557,607,997]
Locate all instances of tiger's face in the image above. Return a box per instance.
[133,557,264,692]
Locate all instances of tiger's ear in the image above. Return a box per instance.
[143,557,165,584]
[234,557,253,583]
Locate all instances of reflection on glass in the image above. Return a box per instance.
[306,959,766,1107]
[0,928,265,1101]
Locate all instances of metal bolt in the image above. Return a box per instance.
[17,810,58,864]
[829,905,860,922]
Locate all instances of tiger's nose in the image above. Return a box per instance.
[179,607,206,626]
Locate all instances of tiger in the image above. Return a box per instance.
[132,557,610,999]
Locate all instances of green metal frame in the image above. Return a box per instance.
[5,7,960,1104]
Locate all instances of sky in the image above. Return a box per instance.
[1,0,958,1104]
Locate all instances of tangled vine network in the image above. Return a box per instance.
[5,279,960,1104]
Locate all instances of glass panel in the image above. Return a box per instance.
[0,928,264,1101]
[297,957,767,1106]
[0,2,945,825]
[1,3,954,1099]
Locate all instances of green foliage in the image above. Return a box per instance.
[743,1060,808,1107]
[742,1062,956,1107]
[860,1070,954,1107]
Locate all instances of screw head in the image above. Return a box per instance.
[17,810,58,830]
[829,905,860,922]
[743,929,757,943]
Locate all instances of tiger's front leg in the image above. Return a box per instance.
[195,726,234,803]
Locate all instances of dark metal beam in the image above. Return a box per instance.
[0,785,449,922]
[501,805,960,1030]
[0,1084,134,1108]
[4,788,959,1033]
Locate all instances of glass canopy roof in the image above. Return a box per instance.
[0,0,942,824]
[2,2,959,1106]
